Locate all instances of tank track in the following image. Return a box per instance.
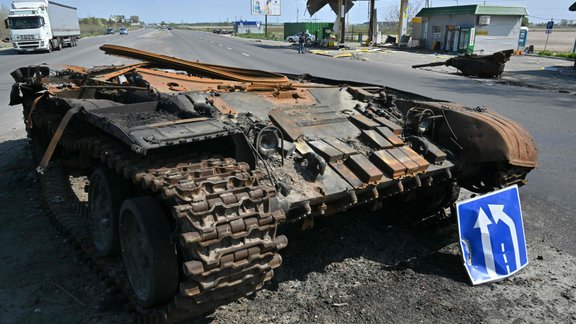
[32,107,287,323]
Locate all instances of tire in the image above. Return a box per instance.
[47,42,52,53]
[55,39,62,51]
[88,167,131,256]
[288,37,295,43]
[119,197,179,307]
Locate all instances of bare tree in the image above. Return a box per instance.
[384,0,424,23]
[1,4,10,42]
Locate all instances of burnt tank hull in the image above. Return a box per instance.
[413,49,515,78]
[9,45,537,322]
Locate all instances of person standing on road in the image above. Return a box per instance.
[298,32,306,54]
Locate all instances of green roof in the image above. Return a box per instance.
[417,5,528,17]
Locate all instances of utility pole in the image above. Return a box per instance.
[397,0,408,45]
[297,8,299,23]
[367,0,376,44]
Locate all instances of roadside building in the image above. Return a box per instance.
[234,21,264,34]
[413,5,528,54]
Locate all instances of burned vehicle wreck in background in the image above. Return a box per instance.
[9,45,538,322]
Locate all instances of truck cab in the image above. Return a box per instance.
[5,5,51,52]
[5,0,79,53]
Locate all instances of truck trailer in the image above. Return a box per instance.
[4,0,80,53]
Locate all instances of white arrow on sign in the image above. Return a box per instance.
[489,204,521,272]
[474,207,497,279]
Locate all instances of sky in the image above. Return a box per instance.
[1,0,575,24]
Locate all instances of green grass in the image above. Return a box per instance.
[538,50,576,59]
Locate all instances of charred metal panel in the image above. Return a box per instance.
[374,117,403,135]
[370,150,406,179]
[387,148,420,175]
[330,161,364,188]
[361,130,394,149]
[350,115,380,130]
[322,138,357,158]
[269,109,303,141]
[376,127,404,147]
[399,146,430,173]
[346,154,383,183]
[309,140,345,162]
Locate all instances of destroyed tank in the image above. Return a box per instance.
[9,45,538,322]
[412,49,515,78]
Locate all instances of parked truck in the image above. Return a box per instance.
[4,0,80,53]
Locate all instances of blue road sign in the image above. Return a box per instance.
[456,185,528,285]
[546,21,554,34]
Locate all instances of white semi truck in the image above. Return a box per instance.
[4,0,80,53]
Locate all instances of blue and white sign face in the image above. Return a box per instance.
[546,21,554,34]
[456,185,528,285]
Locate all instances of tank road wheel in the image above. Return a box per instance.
[88,168,130,256]
[119,197,178,307]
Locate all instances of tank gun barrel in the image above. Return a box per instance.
[412,61,447,69]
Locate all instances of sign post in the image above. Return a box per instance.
[544,19,554,51]
[456,185,529,285]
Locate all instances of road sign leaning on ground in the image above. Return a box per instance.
[457,185,529,285]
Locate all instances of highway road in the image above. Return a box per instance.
[0,28,574,322]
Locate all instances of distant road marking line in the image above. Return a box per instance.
[241,53,250,57]
[227,47,232,50]
[218,44,223,47]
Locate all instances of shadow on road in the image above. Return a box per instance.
[270,206,468,290]
[0,48,19,56]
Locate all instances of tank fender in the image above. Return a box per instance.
[418,102,538,169]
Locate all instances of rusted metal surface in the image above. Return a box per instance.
[376,127,404,147]
[370,150,406,179]
[399,146,429,173]
[350,114,380,129]
[388,147,420,175]
[361,130,394,149]
[322,138,357,158]
[9,45,539,322]
[374,117,403,135]
[308,140,345,162]
[269,109,304,141]
[100,44,290,83]
[411,101,538,169]
[346,154,383,183]
[37,107,80,174]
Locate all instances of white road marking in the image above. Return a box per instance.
[218,44,223,47]
[227,47,232,50]
[241,53,250,57]
[501,243,510,274]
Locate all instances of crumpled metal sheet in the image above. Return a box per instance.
[100,44,290,84]
[307,0,355,16]
[418,102,538,169]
